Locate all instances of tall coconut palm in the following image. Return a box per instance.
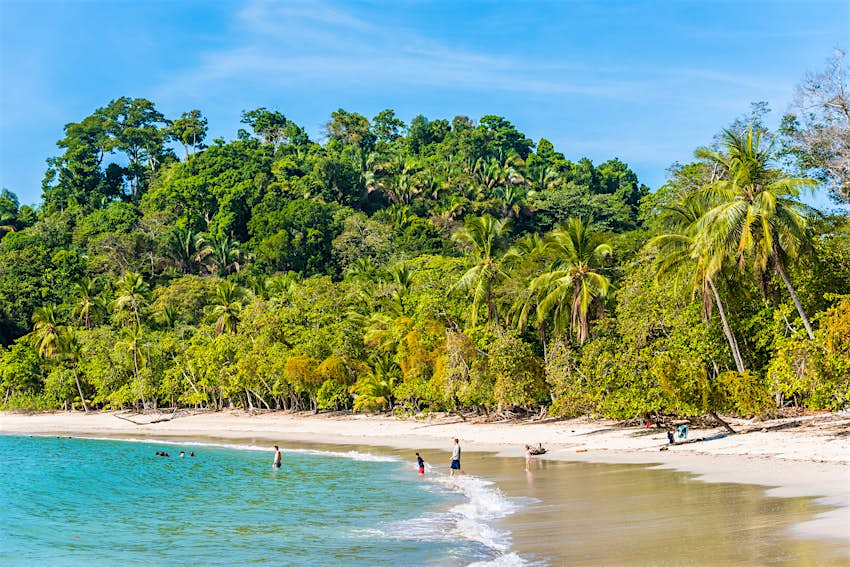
[29,305,61,358]
[29,309,89,412]
[211,281,243,335]
[59,328,89,413]
[503,233,550,349]
[114,271,149,328]
[649,195,746,372]
[452,215,512,327]
[531,218,611,344]
[696,126,817,339]
[120,323,147,408]
[73,277,105,330]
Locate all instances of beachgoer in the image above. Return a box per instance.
[450,438,462,477]
[179,451,185,458]
[273,445,282,468]
[667,431,675,444]
[189,452,195,457]
[524,444,532,471]
[677,425,689,440]
[416,452,425,475]
[156,451,162,456]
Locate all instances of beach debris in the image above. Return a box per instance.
[114,409,179,425]
[529,443,547,455]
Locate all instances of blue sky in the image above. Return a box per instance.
[1,0,848,208]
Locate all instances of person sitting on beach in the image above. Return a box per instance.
[416,452,425,475]
[273,445,282,469]
[677,425,689,440]
[450,438,462,477]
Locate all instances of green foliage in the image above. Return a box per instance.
[769,297,850,410]
[316,379,352,411]
[488,332,545,410]
[4,99,847,420]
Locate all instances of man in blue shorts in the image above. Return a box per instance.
[450,438,462,477]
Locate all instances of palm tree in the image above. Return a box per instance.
[351,354,400,412]
[157,304,180,329]
[345,257,380,284]
[696,126,817,339]
[29,305,61,358]
[493,185,527,219]
[73,277,105,330]
[0,189,19,237]
[211,281,243,335]
[166,227,211,274]
[265,272,300,304]
[120,324,147,408]
[207,235,246,276]
[649,195,746,372]
[59,328,89,413]
[531,218,611,344]
[384,160,421,205]
[452,215,512,327]
[29,309,89,412]
[114,271,149,328]
[527,163,561,194]
[503,233,550,345]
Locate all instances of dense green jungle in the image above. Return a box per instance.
[1,57,848,420]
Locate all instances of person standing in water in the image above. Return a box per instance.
[524,445,532,471]
[273,445,282,469]
[450,438,462,477]
[416,452,425,475]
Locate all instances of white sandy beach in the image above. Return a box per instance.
[2,410,848,543]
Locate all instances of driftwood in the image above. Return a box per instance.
[660,433,728,450]
[114,409,178,425]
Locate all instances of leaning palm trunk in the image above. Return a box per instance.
[772,247,815,340]
[72,367,89,413]
[707,277,746,373]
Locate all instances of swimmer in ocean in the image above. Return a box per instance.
[273,445,282,469]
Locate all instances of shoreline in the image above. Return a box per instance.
[2,410,848,546]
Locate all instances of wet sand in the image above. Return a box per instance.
[474,455,849,566]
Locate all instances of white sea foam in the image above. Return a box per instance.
[440,476,519,552]
[363,473,529,565]
[468,552,529,566]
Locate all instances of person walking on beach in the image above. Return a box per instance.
[416,452,425,475]
[273,445,282,469]
[450,438,462,477]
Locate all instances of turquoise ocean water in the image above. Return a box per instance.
[0,436,523,566]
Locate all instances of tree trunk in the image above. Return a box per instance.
[707,277,746,373]
[772,248,815,339]
[73,367,89,413]
[710,411,736,434]
[537,321,547,361]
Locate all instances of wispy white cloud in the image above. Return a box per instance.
[157,0,665,103]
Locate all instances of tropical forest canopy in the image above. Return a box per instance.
[1,52,848,419]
